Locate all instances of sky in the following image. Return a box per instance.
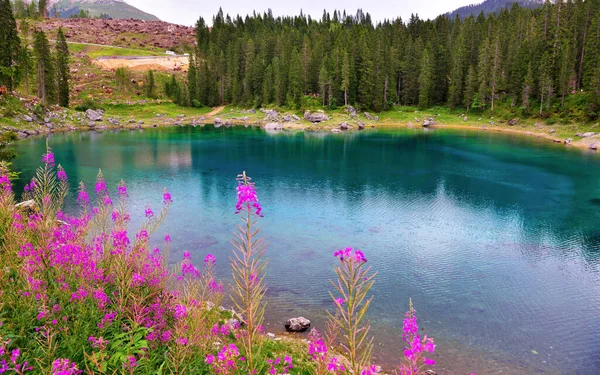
[125,0,480,26]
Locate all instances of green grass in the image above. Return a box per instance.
[104,102,213,120]
[68,43,160,59]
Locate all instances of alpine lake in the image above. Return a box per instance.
[11,125,600,375]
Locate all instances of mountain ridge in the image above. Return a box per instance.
[446,0,551,19]
[27,0,159,21]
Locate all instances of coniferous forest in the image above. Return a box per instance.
[186,1,600,119]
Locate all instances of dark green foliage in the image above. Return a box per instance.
[0,0,21,91]
[144,70,156,98]
[56,27,70,107]
[0,131,17,162]
[33,30,55,105]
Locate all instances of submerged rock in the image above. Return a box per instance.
[265,123,283,131]
[285,317,311,332]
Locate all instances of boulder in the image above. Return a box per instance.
[304,111,329,123]
[339,122,350,131]
[346,106,357,117]
[331,128,342,133]
[265,123,283,131]
[85,109,104,122]
[261,109,279,121]
[285,317,311,332]
[138,120,144,125]
[358,122,365,131]
[423,118,435,127]
[508,118,520,126]
[22,115,33,122]
[549,129,556,134]
[462,116,468,122]
[582,132,597,138]
[17,132,28,139]
[108,118,120,126]
[564,138,573,144]
[282,114,292,122]
[590,143,599,150]
[364,112,379,121]
[291,114,301,122]
[214,117,225,125]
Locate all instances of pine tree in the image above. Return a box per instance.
[0,0,21,91]
[38,0,47,18]
[464,64,478,112]
[33,30,55,105]
[287,48,303,108]
[522,63,534,109]
[538,51,554,115]
[341,51,350,107]
[418,48,433,108]
[145,70,156,99]
[318,61,329,107]
[56,28,70,107]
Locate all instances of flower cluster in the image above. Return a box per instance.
[205,344,244,375]
[266,356,293,375]
[0,346,33,374]
[327,357,346,374]
[334,247,367,263]
[308,329,328,361]
[235,183,263,217]
[398,302,436,375]
[42,152,55,167]
[51,358,82,375]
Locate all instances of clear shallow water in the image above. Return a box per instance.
[11,126,600,375]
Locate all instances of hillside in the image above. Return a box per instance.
[31,0,159,20]
[446,0,547,19]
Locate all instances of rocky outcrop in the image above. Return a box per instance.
[285,317,311,332]
[86,109,104,121]
[423,118,435,127]
[265,123,283,131]
[304,111,329,123]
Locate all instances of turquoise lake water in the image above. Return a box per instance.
[11,126,600,374]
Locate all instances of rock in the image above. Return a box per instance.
[331,128,342,133]
[242,116,250,121]
[304,110,329,123]
[16,200,36,210]
[285,317,311,332]
[553,139,562,143]
[22,115,33,122]
[138,120,144,125]
[407,122,414,128]
[590,143,599,150]
[87,121,97,127]
[508,118,520,126]
[266,333,277,340]
[564,138,573,144]
[128,119,136,123]
[346,106,357,117]
[17,132,28,139]
[549,129,556,134]
[424,370,437,375]
[214,117,224,125]
[177,114,186,118]
[263,109,279,121]
[339,122,350,131]
[582,132,597,138]
[489,121,496,125]
[364,112,379,121]
[227,319,241,330]
[462,116,468,122]
[265,123,283,131]
[108,118,120,126]
[423,118,435,127]
[282,114,292,122]
[358,122,365,131]
[291,114,301,121]
[85,109,104,121]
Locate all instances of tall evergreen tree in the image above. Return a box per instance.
[56,28,70,107]
[0,0,21,91]
[145,70,156,98]
[418,48,433,108]
[341,51,350,107]
[33,30,55,105]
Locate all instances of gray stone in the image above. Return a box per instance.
[549,129,556,134]
[266,333,277,340]
[108,118,120,126]
[331,128,342,133]
[463,116,468,122]
[17,132,28,139]
[214,117,225,125]
[265,123,283,131]
[22,115,33,122]
[304,110,329,123]
[282,114,292,122]
[346,106,357,117]
[291,114,301,121]
[590,143,599,150]
[364,112,379,121]
[339,122,350,131]
[564,138,573,144]
[508,118,520,126]
[85,109,104,121]
[582,132,597,138]
[285,317,311,332]
[423,118,435,127]
[128,119,136,124]
[358,122,365,131]
[138,120,144,125]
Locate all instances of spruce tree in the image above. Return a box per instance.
[145,70,156,99]
[0,0,21,91]
[33,30,56,105]
[418,48,433,108]
[464,64,478,112]
[287,48,303,108]
[318,61,329,107]
[341,51,350,107]
[38,0,47,18]
[56,28,70,107]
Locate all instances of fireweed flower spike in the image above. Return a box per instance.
[329,247,377,375]
[230,171,267,373]
[398,299,437,375]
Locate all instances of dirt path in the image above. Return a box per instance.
[205,106,225,117]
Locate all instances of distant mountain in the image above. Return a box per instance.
[38,0,159,21]
[446,0,550,19]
